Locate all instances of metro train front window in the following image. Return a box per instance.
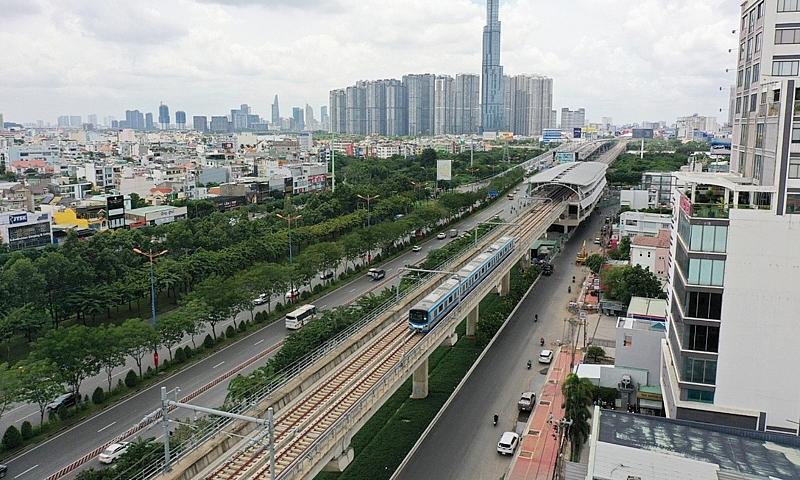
[409,310,427,324]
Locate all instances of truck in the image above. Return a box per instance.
[518,392,536,411]
[367,268,385,280]
[449,228,458,238]
[488,190,498,199]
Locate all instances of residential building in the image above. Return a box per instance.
[292,107,304,132]
[145,112,154,130]
[57,116,70,128]
[434,75,455,135]
[618,211,672,238]
[481,0,504,132]
[70,116,82,127]
[210,116,229,133]
[329,89,347,134]
[193,116,208,132]
[506,74,553,136]
[630,229,671,284]
[175,111,186,129]
[662,0,800,432]
[405,73,435,136]
[560,107,585,131]
[158,103,170,129]
[454,73,480,134]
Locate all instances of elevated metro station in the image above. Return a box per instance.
[525,161,608,233]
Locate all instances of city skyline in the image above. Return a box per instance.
[1,0,735,125]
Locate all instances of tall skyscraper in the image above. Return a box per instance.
[292,107,305,131]
[659,0,800,434]
[305,104,316,131]
[87,114,98,127]
[560,107,585,130]
[145,112,154,130]
[481,0,504,132]
[320,106,329,131]
[506,74,553,136]
[125,110,145,130]
[329,89,347,134]
[0,111,4,131]
[454,74,480,134]
[175,111,186,129]
[57,116,70,128]
[271,95,280,125]
[70,116,82,127]
[404,74,436,136]
[385,79,408,137]
[434,75,455,135]
[346,83,366,135]
[193,116,208,132]
[158,103,170,129]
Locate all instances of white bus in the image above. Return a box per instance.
[285,304,317,330]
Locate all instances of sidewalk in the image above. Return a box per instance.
[508,349,574,480]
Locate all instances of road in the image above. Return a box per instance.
[395,205,611,480]
[3,188,520,480]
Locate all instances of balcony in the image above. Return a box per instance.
[691,204,729,219]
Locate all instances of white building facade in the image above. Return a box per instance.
[618,211,672,238]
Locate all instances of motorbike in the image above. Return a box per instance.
[534,314,538,322]
[568,285,571,294]
[572,276,575,283]
[493,413,498,426]
[527,359,532,369]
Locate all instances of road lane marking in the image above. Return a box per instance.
[97,421,117,433]
[14,464,38,478]
[349,288,356,292]
[212,361,225,369]
[254,339,264,346]
[320,304,327,309]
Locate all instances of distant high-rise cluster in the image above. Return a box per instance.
[505,74,553,136]
[560,107,586,131]
[329,74,480,136]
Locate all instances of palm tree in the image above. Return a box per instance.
[561,373,594,461]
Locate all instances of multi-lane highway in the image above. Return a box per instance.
[3,189,520,480]
[395,206,612,480]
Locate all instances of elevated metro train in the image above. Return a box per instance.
[408,236,516,333]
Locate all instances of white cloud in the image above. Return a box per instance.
[0,0,738,126]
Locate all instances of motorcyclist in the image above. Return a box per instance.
[527,359,532,369]
[493,413,499,425]
[568,285,571,293]
[540,337,545,346]
[534,314,538,322]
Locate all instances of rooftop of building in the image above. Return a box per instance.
[127,205,183,215]
[526,161,608,188]
[630,229,671,248]
[626,296,667,320]
[594,410,800,479]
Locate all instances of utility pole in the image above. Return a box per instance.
[133,248,168,370]
[356,194,379,263]
[276,213,301,302]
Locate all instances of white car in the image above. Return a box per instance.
[98,442,130,464]
[412,245,422,252]
[497,431,520,455]
[436,232,447,240]
[319,271,334,280]
[253,293,269,305]
[538,349,554,364]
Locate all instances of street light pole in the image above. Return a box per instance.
[276,213,302,303]
[133,247,168,370]
[357,194,379,263]
[410,181,428,208]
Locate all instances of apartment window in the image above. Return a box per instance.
[687,258,726,286]
[747,38,754,62]
[684,291,723,320]
[749,9,756,31]
[740,123,749,147]
[772,60,800,76]
[687,324,720,352]
[756,123,765,148]
[755,32,763,52]
[758,1,765,17]
[776,28,800,44]
[789,158,800,178]
[687,389,715,403]
[787,193,800,213]
[737,69,744,88]
[793,125,800,143]
[736,97,742,114]
[754,154,763,181]
[689,224,728,253]
[751,93,759,112]
[683,357,717,385]
[753,63,760,83]
[745,67,752,89]
[624,334,633,347]
[778,0,800,12]
[739,153,746,174]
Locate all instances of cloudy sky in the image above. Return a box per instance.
[0,0,737,127]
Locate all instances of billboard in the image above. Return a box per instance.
[483,132,498,141]
[498,132,514,141]
[632,129,654,139]
[555,152,577,163]
[573,128,582,139]
[437,160,452,180]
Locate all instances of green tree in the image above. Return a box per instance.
[3,424,22,450]
[33,325,100,396]
[1,256,47,311]
[0,362,19,420]
[16,359,64,425]
[601,264,664,305]
[119,318,158,377]
[158,312,190,361]
[96,324,126,391]
[585,254,604,275]
[607,235,631,260]
[585,346,606,363]
[561,373,594,461]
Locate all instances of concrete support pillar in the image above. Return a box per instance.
[466,305,479,338]
[322,446,354,472]
[498,270,511,297]
[442,329,458,347]
[411,358,429,399]
[521,250,531,272]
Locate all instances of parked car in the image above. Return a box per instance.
[46,391,79,412]
[319,271,334,280]
[541,263,554,276]
[538,349,554,364]
[497,431,520,455]
[253,293,269,305]
[594,237,601,245]
[98,442,131,464]
[517,392,536,411]
[0,462,7,478]
[436,232,447,240]
[412,245,422,252]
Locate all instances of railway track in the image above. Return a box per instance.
[202,190,567,480]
